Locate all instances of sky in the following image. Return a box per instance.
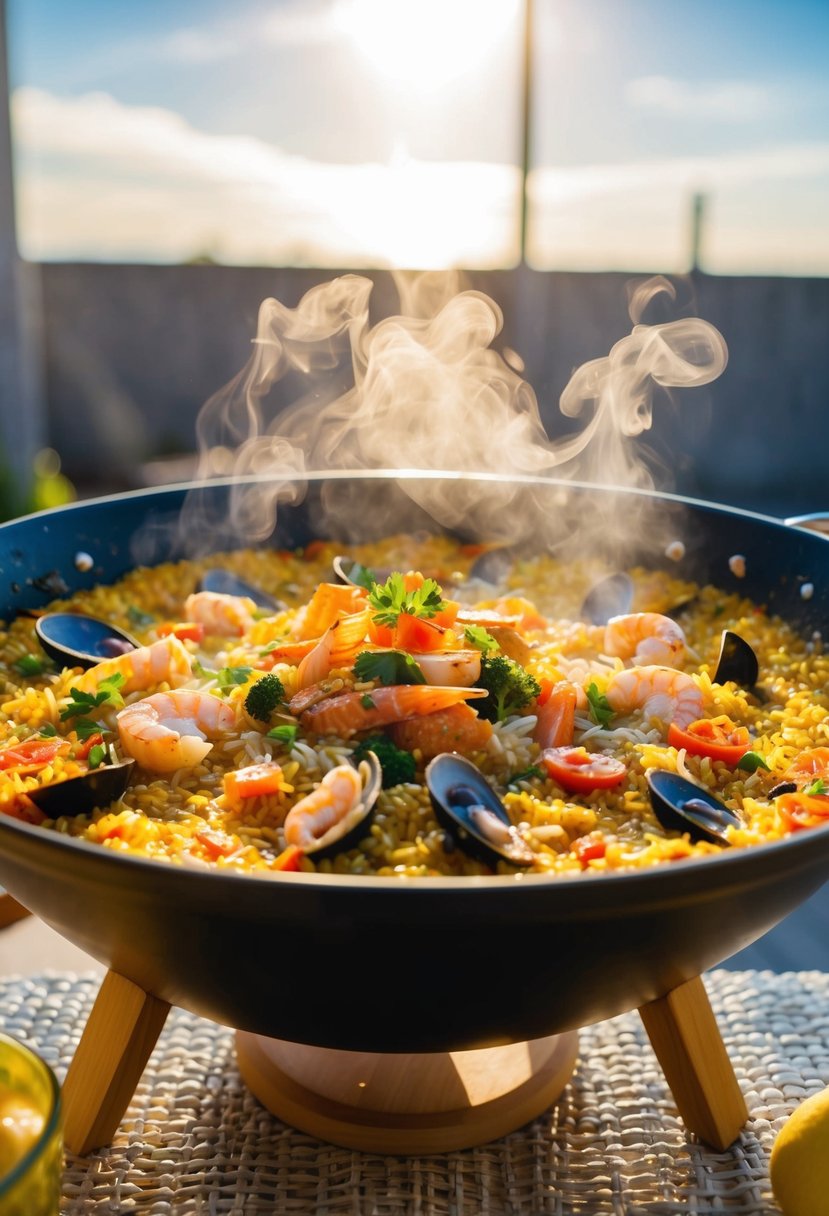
[6,0,829,273]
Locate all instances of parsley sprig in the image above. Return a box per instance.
[586,682,614,729]
[368,573,445,628]
[464,625,499,655]
[353,650,425,686]
[60,674,125,721]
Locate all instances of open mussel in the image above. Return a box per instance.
[198,569,283,613]
[35,613,139,669]
[285,752,382,860]
[647,769,741,846]
[27,759,135,817]
[579,573,634,626]
[426,753,534,867]
[712,629,759,690]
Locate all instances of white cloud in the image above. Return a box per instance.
[625,75,775,123]
[155,2,338,63]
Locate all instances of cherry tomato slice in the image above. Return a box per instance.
[777,791,829,832]
[541,746,626,792]
[667,715,751,765]
[0,738,64,772]
[394,613,446,654]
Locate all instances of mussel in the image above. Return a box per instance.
[35,613,139,669]
[579,572,634,626]
[27,759,135,817]
[712,629,760,689]
[426,753,535,867]
[198,569,284,613]
[289,752,382,859]
[646,769,741,846]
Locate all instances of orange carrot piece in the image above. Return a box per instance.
[223,762,292,802]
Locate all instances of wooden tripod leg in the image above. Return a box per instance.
[62,969,171,1155]
[638,974,747,1151]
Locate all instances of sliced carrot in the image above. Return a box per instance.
[223,762,293,802]
[195,827,238,859]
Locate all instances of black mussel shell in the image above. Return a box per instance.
[332,554,382,590]
[467,545,518,586]
[580,573,634,626]
[35,613,139,669]
[27,759,135,817]
[302,751,382,859]
[198,569,283,613]
[712,629,759,689]
[647,770,741,846]
[426,753,534,868]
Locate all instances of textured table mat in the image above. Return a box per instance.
[1,970,828,1215]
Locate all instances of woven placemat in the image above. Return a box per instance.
[1,970,827,1215]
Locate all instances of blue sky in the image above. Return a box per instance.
[7,0,829,272]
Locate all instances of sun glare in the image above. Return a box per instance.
[334,0,521,92]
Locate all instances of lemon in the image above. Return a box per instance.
[770,1085,829,1216]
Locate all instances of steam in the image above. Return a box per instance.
[180,272,727,556]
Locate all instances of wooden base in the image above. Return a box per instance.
[59,968,748,1155]
[236,1030,580,1154]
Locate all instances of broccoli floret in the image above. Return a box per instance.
[476,655,541,723]
[244,673,286,722]
[353,735,416,789]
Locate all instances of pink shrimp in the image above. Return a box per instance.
[117,689,236,772]
[605,665,704,731]
[184,590,256,637]
[603,613,686,668]
[295,684,488,739]
[284,765,364,850]
[295,609,370,690]
[73,636,192,696]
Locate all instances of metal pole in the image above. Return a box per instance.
[519,0,533,265]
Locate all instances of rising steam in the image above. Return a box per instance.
[179,272,727,557]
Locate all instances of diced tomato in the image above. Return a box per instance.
[367,618,394,648]
[782,747,829,787]
[223,762,292,802]
[777,791,829,832]
[541,746,627,792]
[272,844,304,871]
[432,599,459,629]
[533,685,577,750]
[394,612,446,654]
[75,732,104,761]
[0,738,65,773]
[157,621,206,644]
[571,834,607,865]
[195,827,238,859]
[667,715,751,765]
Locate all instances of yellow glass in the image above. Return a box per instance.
[0,1033,62,1216]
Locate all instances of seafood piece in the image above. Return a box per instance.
[299,583,368,640]
[580,573,634,626]
[647,770,740,845]
[409,649,481,688]
[117,689,236,772]
[73,635,192,696]
[26,760,135,817]
[426,752,534,867]
[533,683,579,749]
[712,630,759,688]
[35,613,139,669]
[605,665,704,730]
[603,612,686,667]
[389,702,493,760]
[184,590,256,637]
[295,609,370,690]
[295,684,488,739]
[199,569,283,612]
[283,753,381,856]
[485,626,534,666]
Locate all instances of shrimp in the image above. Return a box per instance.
[184,590,256,637]
[73,636,192,696]
[295,609,370,690]
[605,665,704,731]
[603,613,686,668]
[283,764,364,850]
[295,684,488,739]
[409,649,481,688]
[117,689,236,772]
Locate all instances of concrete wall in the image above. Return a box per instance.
[36,263,829,517]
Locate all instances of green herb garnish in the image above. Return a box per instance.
[346,561,377,591]
[216,666,253,692]
[353,650,425,686]
[586,682,614,729]
[360,693,376,710]
[368,572,445,628]
[464,625,499,655]
[267,724,299,747]
[38,723,57,738]
[736,751,771,774]
[74,718,106,741]
[508,766,544,785]
[60,673,125,720]
[14,654,45,677]
[804,777,828,796]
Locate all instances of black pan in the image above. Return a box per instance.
[0,474,828,1052]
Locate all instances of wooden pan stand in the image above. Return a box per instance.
[60,969,747,1156]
